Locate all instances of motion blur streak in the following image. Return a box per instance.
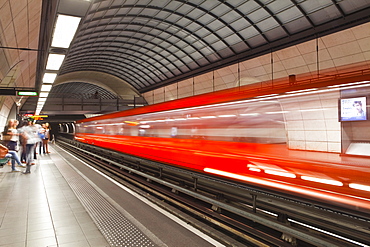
[301,176,343,186]
[264,170,296,178]
[203,168,370,210]
[349,183,370,192]
[75,79,370,213]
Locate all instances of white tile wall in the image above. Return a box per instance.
[288,130,306,141]
[296,39,317,54]
[305,130,328,142]
[285,120,304,130]
[334,53,366,68]
[164,84,177,102]
[288,140,306,149]
[284,111,303,121]
[280,90,341,152]
[358,37,370,52]
[301,110,324,120]
[326,119,341,131]
[304,119,327,130]
[328,142,341,153]
[327,130,341,142]
[153,88,164,104]
[305,141,328,152]
[364,51,370,61]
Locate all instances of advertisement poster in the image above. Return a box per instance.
[340,97,367,121]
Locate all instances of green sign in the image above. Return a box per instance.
[17,91,38,96]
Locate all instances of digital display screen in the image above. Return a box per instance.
[340,97,367,121]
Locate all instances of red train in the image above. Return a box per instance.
[75,79,370,214]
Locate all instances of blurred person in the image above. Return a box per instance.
[0,143,24,172]
[18,121,28,163]
[19,119,40,174]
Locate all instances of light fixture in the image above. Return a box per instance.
[43,73,57,83]
[46,54,65,70]
[37,13,81,114]
[39,92,49,97]
[51,14,81,48]
[17,91,38,96]
[41,84,52,92]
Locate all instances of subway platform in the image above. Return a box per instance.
[0,144,227,247]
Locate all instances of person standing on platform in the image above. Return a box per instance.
[43,123,51,153]
[6,119,20,152]
[36,124,45,155]
[20,119,40,174]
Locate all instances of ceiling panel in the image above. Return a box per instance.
[57,0,370,93]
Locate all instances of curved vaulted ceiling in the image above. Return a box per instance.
[58,0,370,94]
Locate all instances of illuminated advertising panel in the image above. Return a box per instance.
[340,96,367,121]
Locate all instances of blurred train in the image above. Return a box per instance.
[75,78,370,214]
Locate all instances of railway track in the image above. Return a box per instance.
[57,137,370,247]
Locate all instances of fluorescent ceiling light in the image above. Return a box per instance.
[46,54,65,70]
[41,84,52,92]
[39,92,49,97]
[43,73,57,83]
[38,98,47,102]
[51,14,81,48]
